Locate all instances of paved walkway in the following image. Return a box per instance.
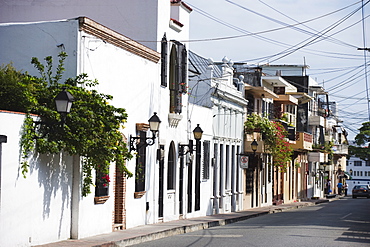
[35,197,336,247]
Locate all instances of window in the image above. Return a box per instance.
[167,142,176,190]
[361,171,363,176]
[169,42,187,114]
[202,140,210,179]
[135,131,147,193]
[354,161,362,166]
[226,145,230,190]
[95,170,109,197]
[161,33,168,87]
[366,160,370,166]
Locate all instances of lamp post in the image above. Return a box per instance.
[129,112,161,151]
[193,124,203,211]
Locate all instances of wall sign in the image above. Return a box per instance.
[240,155,249,169]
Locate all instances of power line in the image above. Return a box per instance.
[360,0,370,120]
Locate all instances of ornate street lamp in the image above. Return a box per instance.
[129,112,161,151]
[179,124,203,156]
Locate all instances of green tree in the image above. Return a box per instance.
[348,122,370,161]
[0,64,39,112]
[1,53,133,196]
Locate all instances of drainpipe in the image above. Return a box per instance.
[0,135,7,214]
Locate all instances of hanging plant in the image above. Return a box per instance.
[1,52,133,196]
[244,114,293,172]
[244,113,274,135]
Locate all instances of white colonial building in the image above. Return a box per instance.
[188,51,248,214]
[0,1,238,246]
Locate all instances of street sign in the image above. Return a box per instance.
[240,155,249,169]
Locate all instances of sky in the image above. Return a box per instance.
[184,0,370,140]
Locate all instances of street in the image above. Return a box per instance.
[132,198,370,247]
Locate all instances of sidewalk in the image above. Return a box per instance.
[35,197,335,247]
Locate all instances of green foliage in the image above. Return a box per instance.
[312,141,334,154]
[1,53,133,196]
[0,64,40,113]
[244,113,274,136]
[349,122,370,160]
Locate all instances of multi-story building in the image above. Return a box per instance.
[234,64,303,207]
[262,64,348,199]
[188,52,248,214]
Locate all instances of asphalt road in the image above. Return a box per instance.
[131,197,370,247]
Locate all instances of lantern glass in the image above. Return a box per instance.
[251,139,258,152]
[193,124,203,140]
[55,89,74,113]
[148,112,161,132]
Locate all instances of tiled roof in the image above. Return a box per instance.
[188,50,222,79]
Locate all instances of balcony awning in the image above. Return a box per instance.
[343,171,352,180]
[274,94,298,105]
[286,92,313,104]
[309,85,327,95]
[244,84,278,99]
[262,76,297,92]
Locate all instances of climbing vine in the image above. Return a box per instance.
[244,114,293,172]
[1,52,133,196]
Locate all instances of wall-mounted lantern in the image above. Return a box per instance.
[129,112,161,151]
[319,162,328,172]
[34,88,74,138]
[251,139,258,156]
[179,124,203,156]
[54,88,75,123]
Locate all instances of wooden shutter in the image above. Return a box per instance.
[161,33,168,87]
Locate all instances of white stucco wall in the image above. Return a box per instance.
[0,112,73,246]
[0,18,163,243]
[0,20,78,80]
[0,1,202,240]
[78,31,163,228]
[187,104,214,216]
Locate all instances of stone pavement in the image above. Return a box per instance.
[35,197,336,247]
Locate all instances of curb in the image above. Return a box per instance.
[97,200,330,247]
[104,211,271,247]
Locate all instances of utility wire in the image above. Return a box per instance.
[183,1,364,43]
[264,3,368,63]
[361,0,370,120]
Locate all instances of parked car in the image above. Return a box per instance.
[352,185,370,198]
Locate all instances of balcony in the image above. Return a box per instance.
[291,132,313,151]
[308,115,325,127]
[308,152,327,162]
[332,144,348,155]
[274,94,298,105]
